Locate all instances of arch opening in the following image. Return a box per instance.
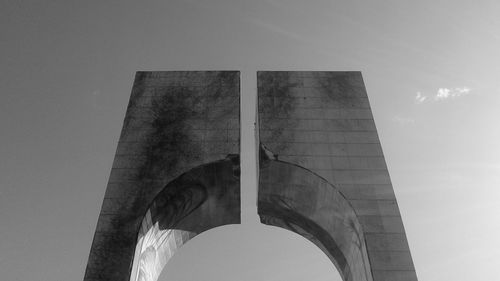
[130,156,240,281]
[157,223,343,281]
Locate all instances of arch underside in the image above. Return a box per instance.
[258,159,373,281]
[130,156,241,281]
[130,155,374,281]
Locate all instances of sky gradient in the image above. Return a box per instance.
[1,1,499,281]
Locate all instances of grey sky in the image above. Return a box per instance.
[1,1,499,281]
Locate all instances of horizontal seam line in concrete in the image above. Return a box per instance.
[258,106,371,109]
[362,231,406,234]
[259,105,370,107]
[127,117,239,121]
[258,94,368,97]
[367,250,413,252]
[95,230,135,234]
[348,199,399,200]
[259,142,381,144]
[90,232,131,236]
[273,154,382,157]
[138,91,238,94]
[258,97,368,99]
[359,215,401,217]
[281,155,385,158]
[113,152,235,154]
[123,126,240,129]
[340,185,394,187]
[259,129,377,132]
[126,108,238,113]
[107,180,160,183]
[109,168,389,171]
[306,167,388,169]
[106,179,163,182]
[113,154,237,157]
[259,94,366,96]
[372,269,416,271]
[365,233,407,236]
[120,128,240,130]
[136,81,235,83]
[132,92,237,95]
[259,118,375,121]
[259,118,374,120]
[260,129,377,132]
[136,86,237,88]
[128,104,238,107]
[120,130,240,133]
[261,141,381,145]
[117,141,239,144]
[110,167,242,170]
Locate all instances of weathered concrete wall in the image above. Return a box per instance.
[84,71,240,281]
[258,71,418,281]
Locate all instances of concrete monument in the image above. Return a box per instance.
[84,70,418,281]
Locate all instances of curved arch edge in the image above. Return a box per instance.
[129,157,241,281]
[258,159,373,281]
[258,204,351,280]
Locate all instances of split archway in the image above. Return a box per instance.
[130,157,372,281]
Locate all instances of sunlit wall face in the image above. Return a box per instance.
[130,213,195,281]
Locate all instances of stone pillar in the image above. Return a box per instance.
[84,71,241,281]
[258,71,418,281]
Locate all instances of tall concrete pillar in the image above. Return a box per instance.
[257,71,418,281]
[83,71,241,281]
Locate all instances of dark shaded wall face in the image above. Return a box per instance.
[259,158,372,281]
[257,71,418,281]
[84,71,241,281]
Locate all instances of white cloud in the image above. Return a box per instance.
[415,92,427,104]
[416,87,472,104]
[435,87,471,101]
[456,87,471,94]
[436,88,451,100]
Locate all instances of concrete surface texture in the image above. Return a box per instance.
[85,70,418,281]
[257,71,418,281]
[84,71,241,281]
